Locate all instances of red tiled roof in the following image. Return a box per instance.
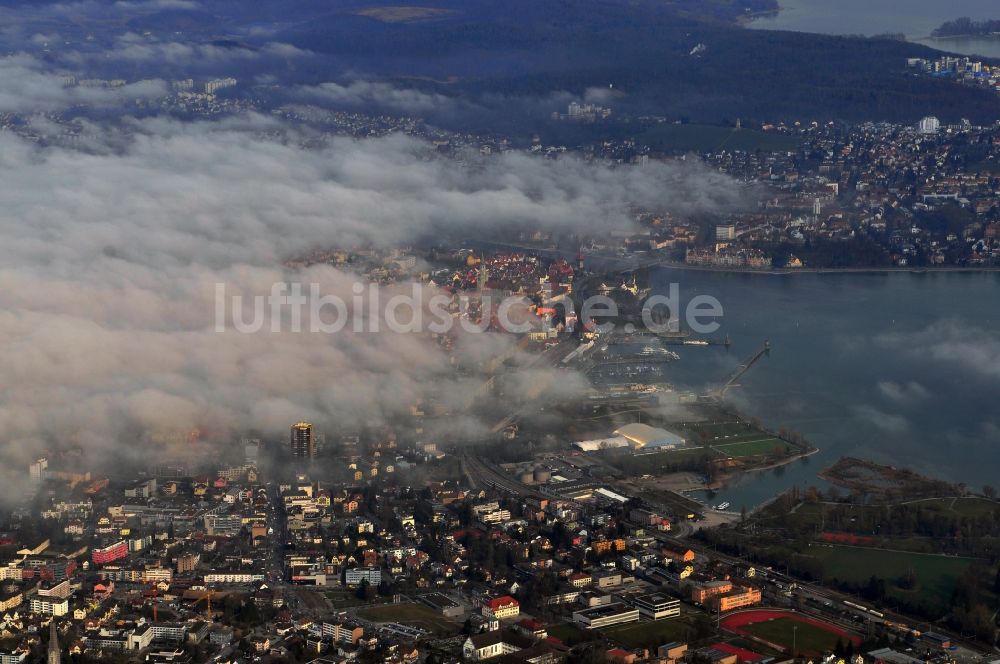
[487,595,518,610]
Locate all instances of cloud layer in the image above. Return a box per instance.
[0,53,166,113]
[0,113,744,494]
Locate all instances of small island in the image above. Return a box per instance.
[932,16,1000,39]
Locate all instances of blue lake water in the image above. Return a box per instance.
[749,0,1000,58]
[651,268,1000,510]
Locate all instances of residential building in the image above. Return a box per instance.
[321,622,363,645]
[472,502,511,525]
[204,572,264,584]
[290,421,315,459]
[30,598,69,616]
[149,623,188,646]
[691,580,733,604]
[918,116,940,134]
[0,651,27,664]
[92,541,128,565]
[482,595,519,620]
[83,629,130,652]
[128,624,154,651]
[0,593,22,612]
[716,224,737,241]
[710,586,762,612]
[344,567,381,587]
[462,630,532,661]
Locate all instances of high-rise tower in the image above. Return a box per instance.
[290,422,314,459]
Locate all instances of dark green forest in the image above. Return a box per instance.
[276,0,1000,129]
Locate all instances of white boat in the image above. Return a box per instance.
[626,383,672,393]
[638,346,680,360]
[716,502,730,510]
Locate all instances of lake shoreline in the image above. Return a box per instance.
[650,261,1000,276]
[743,0,1000,58]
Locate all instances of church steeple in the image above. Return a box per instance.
[477,256,489,293]
[47,620,60,664]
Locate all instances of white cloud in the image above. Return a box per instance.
[877,380,929,405]
[0,114,744,494]
[0,53,166,113]
[93,32,311,65]
[295,80,455,115]
[877,320,1000,381]
[113,0,201,9]
[853,405,911,434]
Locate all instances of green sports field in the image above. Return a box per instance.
[603,617,694,649]
[741,617,846,655]
[681,420,754,439]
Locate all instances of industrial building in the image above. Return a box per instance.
[574,424,686,452]
[613,423,686,449]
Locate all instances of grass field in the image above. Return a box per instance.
[639,124,802,153]
[741,617,846,655]
[355,603,460,636]
[547,622,589,645]
[713,438,791,458]
[908,496,1000,518]
[810,544,980,607]
[762,496,1000,535]
[323,588,367,609]
[604,424,798,475]
[603,617,694,649]
[681,421,754,439]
